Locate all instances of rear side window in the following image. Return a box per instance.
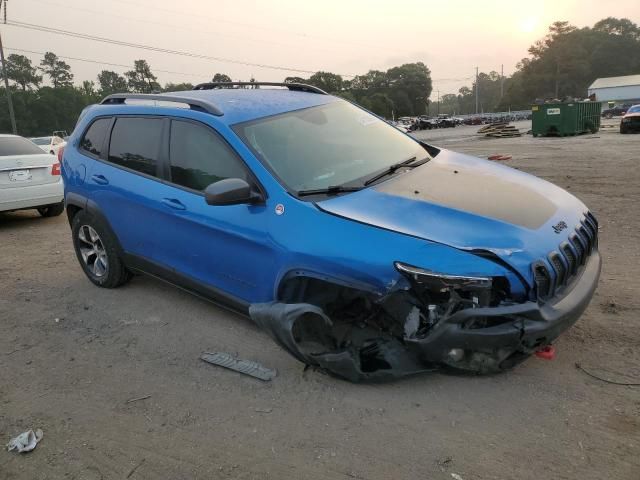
[0,136,45,156]
[169,120,246,191]
[108,118,163,177]
[80,118,111,157]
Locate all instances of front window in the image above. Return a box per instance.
[627,105,640,114]
[233,101,429,193]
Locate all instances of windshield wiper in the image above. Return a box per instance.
[297,185,363,197]
[363,156,424,186]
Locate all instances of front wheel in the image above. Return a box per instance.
[37,202,64,217]
[71,211,131,288]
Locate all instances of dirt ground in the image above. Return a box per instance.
[1,120,639,480]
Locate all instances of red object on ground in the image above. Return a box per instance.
[535,345,556,360]
[488,154,513,161]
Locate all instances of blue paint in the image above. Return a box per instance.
[63,89,593,305]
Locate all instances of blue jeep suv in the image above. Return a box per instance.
[62,82,601,381]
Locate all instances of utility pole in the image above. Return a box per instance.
[475,67,479,114]
[500,64,504,99]
[436,89,440,115]
[0,0,16,134]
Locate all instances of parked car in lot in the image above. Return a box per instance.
[601,104,630,119]
[0,134,65,216]
[29,135,66,155]
[620,104,640,133]
[62,83,601,382]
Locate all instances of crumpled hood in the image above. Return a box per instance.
[317,149,589,282]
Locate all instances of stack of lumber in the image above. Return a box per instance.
[477,122,522,138]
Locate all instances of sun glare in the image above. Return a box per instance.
[519,16,540,33]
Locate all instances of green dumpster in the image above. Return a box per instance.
[531,101,601,137]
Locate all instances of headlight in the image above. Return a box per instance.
[622,117,631,122]
[395,262,508,329]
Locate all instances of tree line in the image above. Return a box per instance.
[438,17,640,115]
[0,52,432,135]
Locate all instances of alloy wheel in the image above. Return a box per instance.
[77,225,108,277]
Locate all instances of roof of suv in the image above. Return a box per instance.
[101,88,341,126]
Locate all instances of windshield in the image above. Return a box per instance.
[0,137,47,156]
[30,137,51,145]
[234,101,428,192]
[627,105,640,113]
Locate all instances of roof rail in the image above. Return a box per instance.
[100,93,224,116]
[192,82,327,95]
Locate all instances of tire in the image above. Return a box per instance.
[37,202,64,217]
[71,210,131,288]
[620,126,627,134]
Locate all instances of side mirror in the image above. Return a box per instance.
[204,178,262,206]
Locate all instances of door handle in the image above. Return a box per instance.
[90,174,109,185]
[161,198,186,210]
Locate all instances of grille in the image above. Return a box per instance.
[549,253,566,286]
[562,243,577,276]
[570,233,586,265]
[534,265,551,299]
[533,212,598,301]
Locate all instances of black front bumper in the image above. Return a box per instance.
[410,250,602,364]
[621,119,640,132]
[250,251,601,381]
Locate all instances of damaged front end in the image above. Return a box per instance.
[250,251,601,382]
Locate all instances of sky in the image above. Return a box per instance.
[2,0,639,98]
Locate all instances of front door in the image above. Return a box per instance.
[149,119,276,303]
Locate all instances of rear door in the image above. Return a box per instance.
[85,116,169,259]
[148,118,276,302]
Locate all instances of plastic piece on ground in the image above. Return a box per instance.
[535,345,556,360]
[6,429,43,453]
[201,352,277,381]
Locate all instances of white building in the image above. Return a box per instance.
[588,74,640,106]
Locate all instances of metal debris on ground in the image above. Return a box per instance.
[6,429,43,453]
[125,395,151,404]
[126,458,146,478]
[575,362,640,386]
[201,352,277,381]
[254,407,273,413]
[477,122,522,138]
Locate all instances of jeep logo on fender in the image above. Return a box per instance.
[552,221,568,234]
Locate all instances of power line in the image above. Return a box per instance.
[6,19,475,86]
[6,20,351,77]
[7,46,479,93]
[105,0,390,53]
[5,47,212,79]
[26,0,348,58]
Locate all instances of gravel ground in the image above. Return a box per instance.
[1,120,638,480]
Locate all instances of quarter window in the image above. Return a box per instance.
[169,120,246,191]
[80,118,110,157]
[108,118,163,177]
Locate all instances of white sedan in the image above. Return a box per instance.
[0,134,64,217]
[29,135,66,156]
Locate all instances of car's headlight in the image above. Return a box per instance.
[622,117,631,122]
[395,262,509,328]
